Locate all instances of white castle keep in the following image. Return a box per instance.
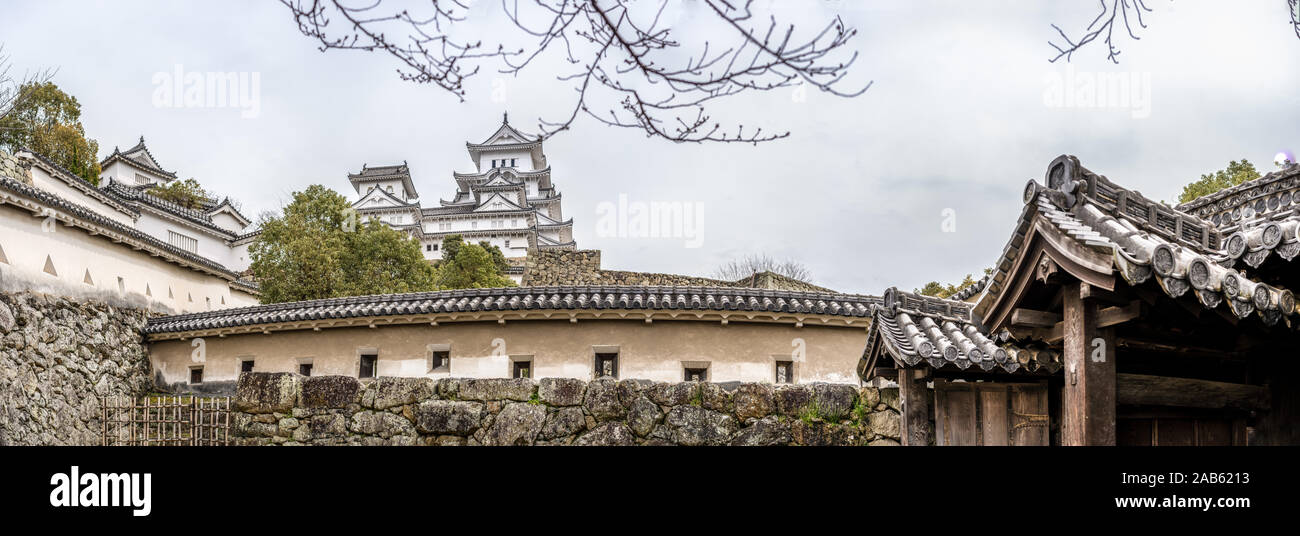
[347,114,576,281]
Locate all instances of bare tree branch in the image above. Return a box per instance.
[1048,0,1153,64]
[1291,0,1300,40]
[0,43,58,125]
[280,0,870,144]
[713,253,812,282]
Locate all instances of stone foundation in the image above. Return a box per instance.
[232,373,902,446]
[0,291,153,445]
[522,249,835,292]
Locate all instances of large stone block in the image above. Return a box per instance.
[457,378,535,402]
[538,377,586,406]
[361,377,435,409]
[880,388,901,412]
[868,410,901,440]
[626,397,662,437]
[664,405,737,446]
[538,407,586,440]
[413,400,485,436]
[234,372,302,414]
[730,416,792,446]
[791,420,852,446]
[648,382,698,407]
[309,413,348,437]
[349,410,416,438]
[583,379,625,421]
[574,422,635,446]
[481,403,546,446]
[773,384,814,417]
[301,375,360,409]
[812,383,858,421]
[731,383,774,421]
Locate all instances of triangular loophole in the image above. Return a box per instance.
[83,269,94,285]
[42,255,57,276]
[168,287,174,299]
[146,284,152,297]
[0,243,8,264]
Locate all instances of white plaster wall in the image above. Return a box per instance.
[134,211,237,268]
[150,320,865,386]
[27,167,138,227]
[0,203,259,314]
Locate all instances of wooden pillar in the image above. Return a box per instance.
[1061,282,1116,445]
[898,368,932,446]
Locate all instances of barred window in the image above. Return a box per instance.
[167,230,198,253]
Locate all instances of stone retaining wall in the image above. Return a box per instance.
[233,372,902,446]
[522,249,834,292]
[0,291,154,445]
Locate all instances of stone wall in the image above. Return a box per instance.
[523,249,834,292]
[0,291,154,445]
[232,373,902,446]
[0,150,33,186]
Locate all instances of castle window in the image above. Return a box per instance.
[429,349,449,371]
[426,244,432,252]
[433,244,439,251]
[189,367,203,384]
[682,361,710,382]
[594,352,619,379]
[510,158,516,167]
[299,363,312,376]
[168,230,198,254]
[240,359,255,373]
[775,361,794,384]
[505,239,511,248]
[359,353,378,379]
[511,357,533,379]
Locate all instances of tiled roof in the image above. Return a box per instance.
[143,286,881,335]
[978,155,1298,326]
[17,148,139,217]
[101,137,177,178]
[0,174,247,284]
[866,288,1056,375]
[102,180,238,238]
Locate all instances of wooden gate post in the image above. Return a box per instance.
[899,368,932,446]
[1062,282,1117,445]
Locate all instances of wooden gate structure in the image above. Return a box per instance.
[101,395,231,446]
[859,155,1300,446]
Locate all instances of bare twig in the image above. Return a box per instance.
[280,0,870,144]
[1291,0,1300,39]
[1048,0,1153,64]
[0,43,58,125]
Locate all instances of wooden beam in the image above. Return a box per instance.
[1011,308,1061,328]
[1080,284,1135,306]
[1061,283,1116,446]
[1117,373,1270,411]
[898,368,932,446]
[1097,300,1142,328]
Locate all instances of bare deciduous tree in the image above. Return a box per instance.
[1048,0,1153,64]
[713,253,811,282]
[279,0,870,144]
[0,43,57,124]
[1291,0,1300,39]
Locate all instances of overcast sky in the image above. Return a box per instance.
[3,1,1298,295]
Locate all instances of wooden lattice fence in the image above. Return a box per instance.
[101,395,231,446]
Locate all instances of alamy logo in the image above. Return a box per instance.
[49,466,151,516]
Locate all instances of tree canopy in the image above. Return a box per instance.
[915,268,991,299]
[1177,159,1261,205]
[434,235,516,289]
[249,187,515,303]
[147,178,214,210]
[249,185,436,303]
[0,81,101,184]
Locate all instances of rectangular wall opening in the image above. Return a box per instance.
[359,353,377,379]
